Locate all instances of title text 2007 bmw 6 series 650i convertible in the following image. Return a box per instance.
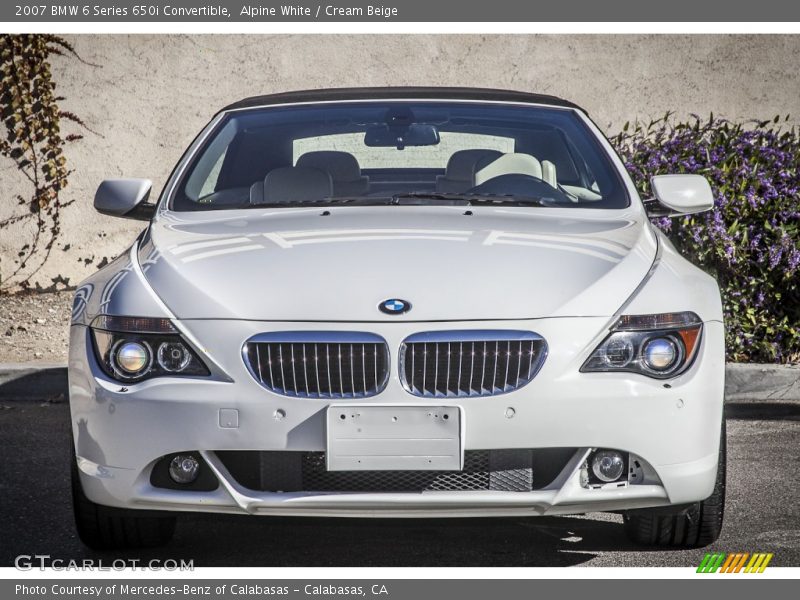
[68,87,725,550]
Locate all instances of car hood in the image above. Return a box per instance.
[139,206,657,321]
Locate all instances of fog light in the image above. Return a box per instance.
[591,450,625,483]
[168,455,200,484]
[113,341,151,375]
[642,337,678,371]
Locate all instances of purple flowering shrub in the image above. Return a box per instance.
[610,114,800,363]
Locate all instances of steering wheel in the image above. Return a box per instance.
[466,174,572,204]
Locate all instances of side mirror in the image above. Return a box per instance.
[645,174,714,217]
[94,179,155,221]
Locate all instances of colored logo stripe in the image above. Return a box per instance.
[697,553,726,573]
[696,553,713,572]
[720,553,749,573]
[745,553,774,573]
[697,552,773,573]
[720,553,736,572]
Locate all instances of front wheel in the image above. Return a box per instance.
[71,446,176,550]
[623,420,726,548]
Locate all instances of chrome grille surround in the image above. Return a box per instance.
[400,330,547,398]
[243,332,390,399]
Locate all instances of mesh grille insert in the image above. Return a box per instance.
[216,448,576,493]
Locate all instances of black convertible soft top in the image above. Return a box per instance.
[222,87,584,113]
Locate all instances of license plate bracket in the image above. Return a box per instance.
[326,405,462,471]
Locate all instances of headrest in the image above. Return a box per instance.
[474,153,543,186]
[444,149,503,181]
[521,131,579,182]
[296,151,362,183]
[261,167,333,204]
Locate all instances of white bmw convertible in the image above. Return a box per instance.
[69,87,725,550]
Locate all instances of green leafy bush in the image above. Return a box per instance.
[611,114,800,363]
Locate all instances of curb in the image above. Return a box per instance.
[0,363,68,400]
[1,362,799,403]
[723,363,800,403]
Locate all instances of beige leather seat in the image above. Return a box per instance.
[541,160,558,188]
[296,151,369,196]
[436,149,503,193]
[250,166,333,204]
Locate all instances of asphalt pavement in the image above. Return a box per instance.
[0,400,798,567]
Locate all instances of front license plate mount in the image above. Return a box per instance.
[326,405,462,471]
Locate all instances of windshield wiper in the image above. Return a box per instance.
[391,192,552,207]
[245,197,393,208]
[243,192,566,209]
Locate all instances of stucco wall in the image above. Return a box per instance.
[2,34,800,290]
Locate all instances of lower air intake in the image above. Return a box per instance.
[216,448,576,493]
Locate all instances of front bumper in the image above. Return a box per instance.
[68,317,725,517]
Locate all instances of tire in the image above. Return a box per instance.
[623,419,726,548]
[71,447,176,550]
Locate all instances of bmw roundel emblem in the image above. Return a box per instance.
[379,298,411,315]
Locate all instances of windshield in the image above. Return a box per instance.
[171,101,629,211]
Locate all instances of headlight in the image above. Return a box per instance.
[90,315,210,382]
[113,340,152,375]
[581,312,702,379]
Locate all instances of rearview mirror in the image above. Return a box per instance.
[364,124,440,149]
[646,174,714,217]
[94,179,155,221]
